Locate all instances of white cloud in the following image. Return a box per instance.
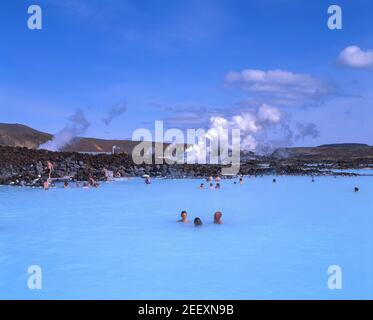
[338,46,373,69]
[225,69,333,107]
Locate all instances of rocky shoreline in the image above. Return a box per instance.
[0,146,370,187]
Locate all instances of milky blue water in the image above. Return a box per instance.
[0,176,372,299]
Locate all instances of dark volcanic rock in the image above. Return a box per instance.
[0,146,369,186]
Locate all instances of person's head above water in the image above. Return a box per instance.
[179,210,188,222]
[194,217,203,226]
[214,211,223,224]
[43,179,49,190]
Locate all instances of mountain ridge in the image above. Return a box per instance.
[1,123,372,161]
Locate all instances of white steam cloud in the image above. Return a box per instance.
[186,104,284,160]
[186,103,320,158]
[39,109,90,151]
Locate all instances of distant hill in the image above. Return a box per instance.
[272,144,373,161]
[0,123,139,153]
[1,123,372,161]
[0,123,52,149]
[0,123,172,154]
[63,137,168,154]
[317,143,369,148]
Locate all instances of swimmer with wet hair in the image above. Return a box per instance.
[273,178,277,183]
[178,210,189,223]
[354,187,359,192]
[239,176,244,184]
[214,211,223,224]
[64,181,69,188]
[215,183,221,189]
[194,217,203,226]
[209,183,214,190]
[199,183,204,189]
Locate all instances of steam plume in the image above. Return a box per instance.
[39,109,90,151]
[102,101,127,126]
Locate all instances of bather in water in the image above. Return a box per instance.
[43,179,49,190]
[178,211,189,223]
[194,217,203,227]
[214,211,223,224]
